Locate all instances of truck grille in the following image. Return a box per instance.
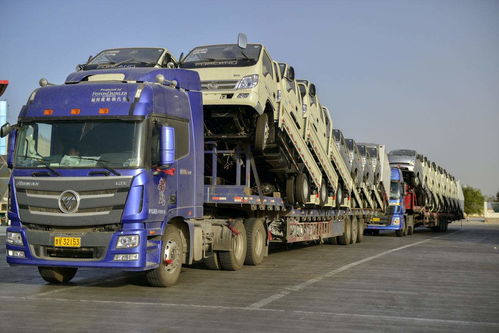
[14,176,133,227]
[201,80,239,91]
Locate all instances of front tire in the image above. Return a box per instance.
[319,181,328,207]
[146,224,183,287]
[38,266,77,284]
[255,113,270,152]
[219,220,247,270]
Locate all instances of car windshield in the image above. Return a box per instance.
[14,120,145,168]
[181,44,261,68]
[390,149,416,157]
[84,48,165,70]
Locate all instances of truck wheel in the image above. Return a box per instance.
[38,266,77,284]
[407,217,414,235]
[337,216,352,245]
[395,227,404,237]
[245,218,266,265]
[203,251,221,270]
[255,113,270,152]
[219,220,247,270]
[319,181,328,207]
[357,217,365,243]
[295,174,309,205]
[286,176,295,205]
[146,224,183,287]
[350,216,358,244]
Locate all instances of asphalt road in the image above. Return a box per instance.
[1,222,498,332]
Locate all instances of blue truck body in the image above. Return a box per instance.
[365,168,409,233]
[6,68,205,271]
[5,67,354,285]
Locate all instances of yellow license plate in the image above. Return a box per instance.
[54,237,81,248]
[371,217,380,222]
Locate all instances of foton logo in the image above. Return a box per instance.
[58,190,80,214]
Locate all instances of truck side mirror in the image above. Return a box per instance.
[159,126,175,167]
[0,122,13,138]
[237,33,247,49]
[6,129,17,169]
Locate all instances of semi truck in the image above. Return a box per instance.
[2,62,385,287]
[365,150,465,236]
[2,36,463,286]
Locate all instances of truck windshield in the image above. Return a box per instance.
[390,181,401,199]
[83,48,165,70]
[181,44,262,68]
[14,120,145,169]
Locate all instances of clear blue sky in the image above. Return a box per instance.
[1,0,498,196]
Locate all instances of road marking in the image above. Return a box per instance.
[248,231,460,309]
[28,274,129,298]
[0,293,497,328]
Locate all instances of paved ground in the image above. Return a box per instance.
[1,221,498,332]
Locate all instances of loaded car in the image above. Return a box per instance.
[180,34,279,151]
[77,47,178,71]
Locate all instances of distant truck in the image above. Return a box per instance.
[0,80,8,97]
[365,150,464,236]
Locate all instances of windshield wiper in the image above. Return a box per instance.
[73,156,121,176]
[17,155,60,176]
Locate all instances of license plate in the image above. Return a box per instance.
[54,237,81,248]
[371,217,380,222]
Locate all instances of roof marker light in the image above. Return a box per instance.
[43,109,54,115]
[99,108,109,114]
[70,109,80,115]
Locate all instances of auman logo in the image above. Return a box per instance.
[58,190,80,214]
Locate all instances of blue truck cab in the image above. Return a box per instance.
[3,68,204,286]
[366,167,411,236]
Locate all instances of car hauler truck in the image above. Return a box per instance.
[365,150,464,236]
[2,61,388,286]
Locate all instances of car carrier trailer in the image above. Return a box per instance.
[2,65,385,287]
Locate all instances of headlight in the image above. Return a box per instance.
[6,232,23,246]
[116,235,140,249]
[276,89,282,102]
[302,104,307,113]
[235,74,259,89]
[392,217,400,225]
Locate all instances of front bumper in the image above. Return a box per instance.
[201,89,263,113]
[5,226,161,271]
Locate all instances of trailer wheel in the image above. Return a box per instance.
[38,266,77,284]
[146,224,183,287]
[295,174,310,205]
[286,176,295,205]
[350,216,358,244]
[245,218,266,265]
[203,251,221,270]
[337,216,352,245]
[407,216,414,235]
[255,113,270,152]
[219,220,247,271]
[357,217,365,243]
